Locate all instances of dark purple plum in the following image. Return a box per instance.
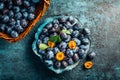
[28,6,35,13]
[23,1,30,7]
[78,49,85,59]
[46,51,54,59]
[20,19,28,28]
[72,30,79,38]
[46,23,52,29]
[8,10,14,18]
[73,53,79,62]
[65,49,74,58]
[0,24,6,32]
[59,42,67,49]
[86,51,96,60]
[72,38,81,45]
[28,13,35,21]
[10,30,19,38]
[0,3,4,10]
[54,61,61,69]
[13,6,20,12]
[81,38,89,45]
[82,28,90,35]
[2,15,9,23]
[15,12,22,20]
[14,25,24,33]
[62,61,68,68]
[67,58,74,65]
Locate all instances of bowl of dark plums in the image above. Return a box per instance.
[0,0,50,42]
[32,16,95,74]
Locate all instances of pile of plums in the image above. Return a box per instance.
[0,0,40,38]
[36,16,95,69]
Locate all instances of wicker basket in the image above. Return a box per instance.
[0,0,50,43]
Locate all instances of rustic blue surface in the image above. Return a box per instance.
[0,0,120,80]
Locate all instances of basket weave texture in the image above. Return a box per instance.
[0,0,50,43]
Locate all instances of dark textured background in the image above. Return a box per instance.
[0,0,120,80]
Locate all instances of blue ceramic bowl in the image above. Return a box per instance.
[32,16,91,74]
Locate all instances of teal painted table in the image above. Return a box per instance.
[0,0,120,80]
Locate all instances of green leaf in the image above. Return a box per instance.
[49,35,62,43]
[49,36,58,42]
[62,29,71,34]
[57,36,62,43]
[38,43,49,50]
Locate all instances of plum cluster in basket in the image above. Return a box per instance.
[0,0,40,38]
[36,16,93,69]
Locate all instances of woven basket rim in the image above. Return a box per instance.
[0,0,50,43]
